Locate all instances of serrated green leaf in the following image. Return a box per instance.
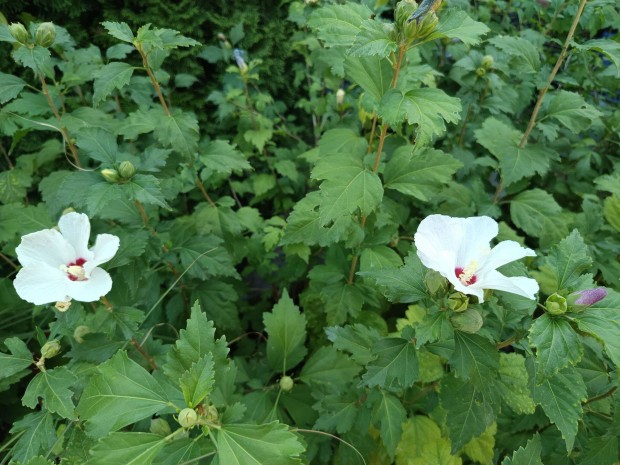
[200,140,251,175]
[22,366,77,420]
[529,314,583,380]
[213,422,305,465]
[320,281,365,325]
[163,302,230,381]
[474,118,558,186]
[155,109,199,157]
[379,88,461,145]
[0,169,31,204]
[76,351,170,437]
[153,438,208,465]
[462,422,496,465]
[87,433,166,465]
[383,147,462,201]
[93,62,135,106]
[362,335,418,388]
[117,108,160,139]
[489,36,541,73]
[179,354,215,408]
[500,434,542,465]
[450,331,499,386]
[263,290,307,372]
[9,412,56,464]
[85,182,123,216]
[102,21,134,43]
[510,189,568,247]
[12,46,51,73]
[344,55,393,107]
[313,392,360,434]
[373,391,406,459]
[497,353,535,414]
[547,230,592,291]
[441,374,495,453]
[318,128,368,156]
[574,39,620,77]
[539,90,601,136]
[578,436,619,465]
[532,367,586,451]
[299,346,361,387]
[172,235,238,280]
[348,19,397,57]
[312,153,383,226]
[603,195,620,232]
[425,9,489,46]
[360,245,403,272]
[123,174,169,209]
[0,72,27,104]
[325,324,381,365]
[0,337,32,379]
[308,2,372,47]
[361,250,427,303]
[573,290,620,367]
[75,128,118,166]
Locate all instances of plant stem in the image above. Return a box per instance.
[195,175,217,207]
[367,114,378,152]
[584,386,617,405]
[519,0,588,148]
[131,337,158,370]
[137,46,172,117]
[39,74,81,167]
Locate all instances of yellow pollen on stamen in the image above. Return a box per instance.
[60,264,86,280]
[458,260,478,285]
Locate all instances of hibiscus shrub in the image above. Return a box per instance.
[1,1,620,464]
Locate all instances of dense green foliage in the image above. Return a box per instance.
[1,0,620,464]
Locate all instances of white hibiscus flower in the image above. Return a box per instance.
[414,214,539,303]
[13,212,120,307]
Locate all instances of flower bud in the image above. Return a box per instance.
[55,300,72,312]
[450,308,483,333]
[424,270,446,295]
[567,287,608,312]
[448,292,469,312]
[336,88,345,106]
[475,67,486,77]
[35,22,56,48]
[73,325,91,343]
[178,408,199,428]
[9,23,29,44]
[41,340,61,359]
[118,161,137,179]
[61,207,76,215]
[279,375,294,392]
[101,168,120,183]
[544,293,567,316]
[150,417,172,436]
[481,55,494,69]
[205,405,219,423]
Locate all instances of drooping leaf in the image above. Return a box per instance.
[529,314,583,380]
[263,290,307,372]
[0,72,27,104]
[372,391,407,459]
[0,337,32,379]
[76,351,170,437]
[87,433,166,465]
[213,422,305,465]
[383,146,462,201]
[531,367,587,452]
[22,366,77,420]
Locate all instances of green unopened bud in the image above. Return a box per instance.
[9,23,29,44]
[424,270,446,295]
[118,161,137,179]
[41,340,61,359]
[395,1,418,29]
[336,88,345,106]
[545,293,567,316]
[205,405,219,423]
[475,67,486,77]
[481,55,494,69]
[448,292,469,312]
[450,308,483,333]
[35,22,56,48]
[101,168,120,183]
[150,418,172,436]
[178,408,199,428]
[279,375,294,392]
[73,325,91,343]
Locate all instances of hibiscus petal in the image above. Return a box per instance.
[89,234,120,269]
[478,241,536,275]
[67,267,112,302]
[415,215,464,275]
[58,212,92,259]
[478,270,539,300]
[13,264,70,305]
[455,216,498,267]
[452,279,485,302]
[16,229,75,268]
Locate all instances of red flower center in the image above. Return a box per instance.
[455,267,477,286]
[64,258,87,281]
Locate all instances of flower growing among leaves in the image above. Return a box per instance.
[13,212,120,306]
[414,214,539,303]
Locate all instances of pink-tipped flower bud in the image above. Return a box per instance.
[568,287,608,312]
